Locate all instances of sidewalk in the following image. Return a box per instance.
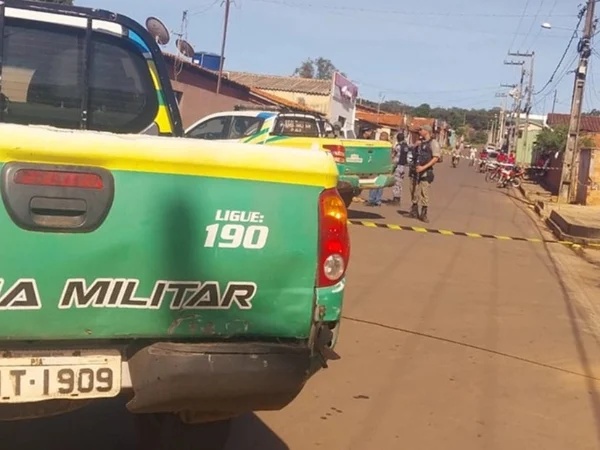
[519,179,600,246]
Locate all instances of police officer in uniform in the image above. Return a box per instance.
[408,124,441,223]
[389,131,409,205]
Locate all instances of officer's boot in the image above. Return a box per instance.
[409,203,419,218]
[420,206,429,223]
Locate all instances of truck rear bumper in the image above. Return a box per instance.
[358,174,395,189]
[125,342,312,417]
[337,175,360,190]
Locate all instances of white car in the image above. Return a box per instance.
[184,108,340,143]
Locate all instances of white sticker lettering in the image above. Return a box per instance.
[204,223,269,249]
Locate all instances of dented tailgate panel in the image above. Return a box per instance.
[0,168,321,340]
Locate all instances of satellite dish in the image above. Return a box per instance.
[145,17,170,46]
[176,38,195,58]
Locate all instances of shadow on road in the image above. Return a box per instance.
[347,209,384,220]
[225,413,289,450]
[0,397,288,450]
[0,396,136,450]
[507,187,600,448]
[546,248,600,447]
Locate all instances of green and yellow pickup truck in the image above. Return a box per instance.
[0,1,349,447]
[185,109,396,207]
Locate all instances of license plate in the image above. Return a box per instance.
[0,350,121,403]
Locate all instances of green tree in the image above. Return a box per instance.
[470,130,488,145]
[293,57,343,80]
[293,59,315,78]
[314,57,337,80]
[412,103,431,117]
[380,100,408,114]
[534,125,568,152]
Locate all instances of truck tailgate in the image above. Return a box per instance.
[0,124,338,341]
[340,139,393,176]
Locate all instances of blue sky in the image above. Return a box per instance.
[90,0,593,113]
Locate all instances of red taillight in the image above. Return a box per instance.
[318,188,351,287]
[323,144,346,163]
[13,169,103,190]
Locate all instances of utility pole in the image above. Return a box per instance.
[503,60,525,154]
[499,87,514,150]
[496,93,508,147]
[489,119,496,144]
[552,89,558,113]
[559,1,595,204]
[216,0,232,95]
[377,92,385,115]
[509,52,535,163]
[493,113,499,143]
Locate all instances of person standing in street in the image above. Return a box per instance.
[508,151,516,165]
[367,131,389,206]
[408,125,441,223]
[469,145,477,166]
[388,131,409,205]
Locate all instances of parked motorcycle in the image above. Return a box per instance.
[497,165,525,188]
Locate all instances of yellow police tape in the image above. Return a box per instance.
[347,219,600,249]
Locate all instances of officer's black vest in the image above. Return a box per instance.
[398,142,409,165]
[416,140,434,167]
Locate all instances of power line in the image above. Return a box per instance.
[249,0,575,18]
[534,7,586,95]
[508,0,532,51]
[528,0,559,49]
[520,0,546,50]
[354,82,499,96]
[531,52,579,109]
[188,0,221,16]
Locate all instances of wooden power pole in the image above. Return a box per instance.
[216,0,232,95]
[559,0,595,203]
[496,91,509,148]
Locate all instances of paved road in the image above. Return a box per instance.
[3,160,600,450]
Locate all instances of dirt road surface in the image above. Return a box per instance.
[3,161,600,450]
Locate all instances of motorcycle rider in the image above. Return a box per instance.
[408,125,441,223]
[469,145,477,166]
[451,141,463,167]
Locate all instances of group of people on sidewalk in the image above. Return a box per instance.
[363,125,441,223]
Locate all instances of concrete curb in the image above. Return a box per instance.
[518,183,600,248]
[518,184,547,218]
[518,184,533,203]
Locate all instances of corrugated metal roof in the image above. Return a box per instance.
[249,88,321,113]
[226,71,332,95]
[356,110,405,128]
[162,53,250,91]
[547,113,600,133]
[409,117,436,131]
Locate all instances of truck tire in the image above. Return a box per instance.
[135,413,232,450]
[339,190,354,209]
